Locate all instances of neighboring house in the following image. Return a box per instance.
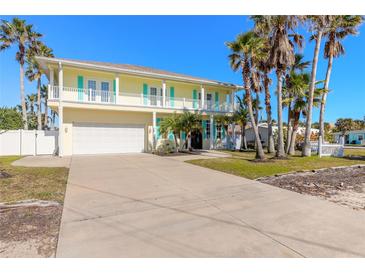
[236,123,319,147]
[333,130,365,145]
[35,57,241,156]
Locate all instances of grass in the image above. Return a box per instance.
[186,149,365,180]
[0,156,69,204]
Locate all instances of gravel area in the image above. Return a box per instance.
[257,165,365,211]
[0,201,63,257]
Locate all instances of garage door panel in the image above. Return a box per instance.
[73,123,145,155]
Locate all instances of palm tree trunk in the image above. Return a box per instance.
[285,104,292,153]
[20,64,28,130]
[37,78,42,130]
[303,30,323,156]
[243,62,265,160]
[264,75,275,153]
[319,54,333,142]
[255,91,260,125]
[275,70,286,158]
[289,111,300,155]
[240,121,247,150]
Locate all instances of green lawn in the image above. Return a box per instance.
[0,156,69,204]
[186,149,365,180]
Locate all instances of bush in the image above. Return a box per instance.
[0,107,23,130]
[155,138,176,155]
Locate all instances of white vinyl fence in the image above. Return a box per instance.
[0,130,58,156]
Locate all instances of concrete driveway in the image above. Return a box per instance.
[57,153,365,257]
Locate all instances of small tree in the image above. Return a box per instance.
[232,96,249,150]
[179,112,202,151]
[159,113,182,152]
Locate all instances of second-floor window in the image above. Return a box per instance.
[206,94,213,110]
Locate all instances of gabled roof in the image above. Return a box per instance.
[36,56,242,89]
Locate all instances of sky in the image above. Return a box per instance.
[0,15,364,123]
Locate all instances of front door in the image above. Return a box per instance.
[191,129,203,149]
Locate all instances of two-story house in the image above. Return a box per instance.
[36,57,241,156]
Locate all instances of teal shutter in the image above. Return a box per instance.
[170,87,175,107]
[215,92,219,111]
[168,131,174,141]
[143,83,148,105]
[202,120,207,140]
[193,89,198,109]
[181,131,186,147]
[77,76,84,101]
[222,127,226,139]
[113,79,116,103]
[156,118,161,140]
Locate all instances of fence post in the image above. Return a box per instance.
[19,129,22,156]
[318,136,322,158]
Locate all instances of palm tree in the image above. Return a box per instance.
[0,18,42,129]
[257,54,275,153]
[50,109,57,130]
[284,54,310,153]
[318,15,363,141]
[232,96,249,150]
[26,40,54,130]
[40,84,49,129]
[252,15,302,158]
[179,112,201,151]
[285,72,323,155]
[159,113,182,152]
[302,16,330,156]
[226,31,266,160]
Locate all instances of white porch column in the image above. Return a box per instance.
[49,67,54,99]
[230,90,235,111]
[210,114,214,149]
[58,62,64,157]
[115,74,119,104]
[152,111,157,150]
[201,85,205,109]
[162,80,166,107]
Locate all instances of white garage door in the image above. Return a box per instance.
[73,123,145,155]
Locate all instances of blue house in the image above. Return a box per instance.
[334,130,365,145]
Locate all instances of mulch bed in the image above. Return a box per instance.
[257,165,365,210]
[0,201,63,257]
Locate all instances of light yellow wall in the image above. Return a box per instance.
[62,65,235,105]
[62,108,153,155]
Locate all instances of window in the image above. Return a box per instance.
[87,80,97,101]
[206,93,212,110]
[217,125,222,139]
[359,134,364,141]
[101,82,110,102]
[206,120,211,139]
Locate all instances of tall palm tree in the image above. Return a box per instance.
[257,54,275,153]
[226,31,266,160]
[26,40,54,130]
[318,15,363,141]
[302,16,330,156]
[0,18,42,129]
[232,96,249,150]
[252,15,302,158]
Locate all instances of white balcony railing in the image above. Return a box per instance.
[48,85,235,112]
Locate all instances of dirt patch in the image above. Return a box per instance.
[257,165,365,210]
[0,201,63,257]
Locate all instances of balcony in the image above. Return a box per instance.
[49,86,236,112]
